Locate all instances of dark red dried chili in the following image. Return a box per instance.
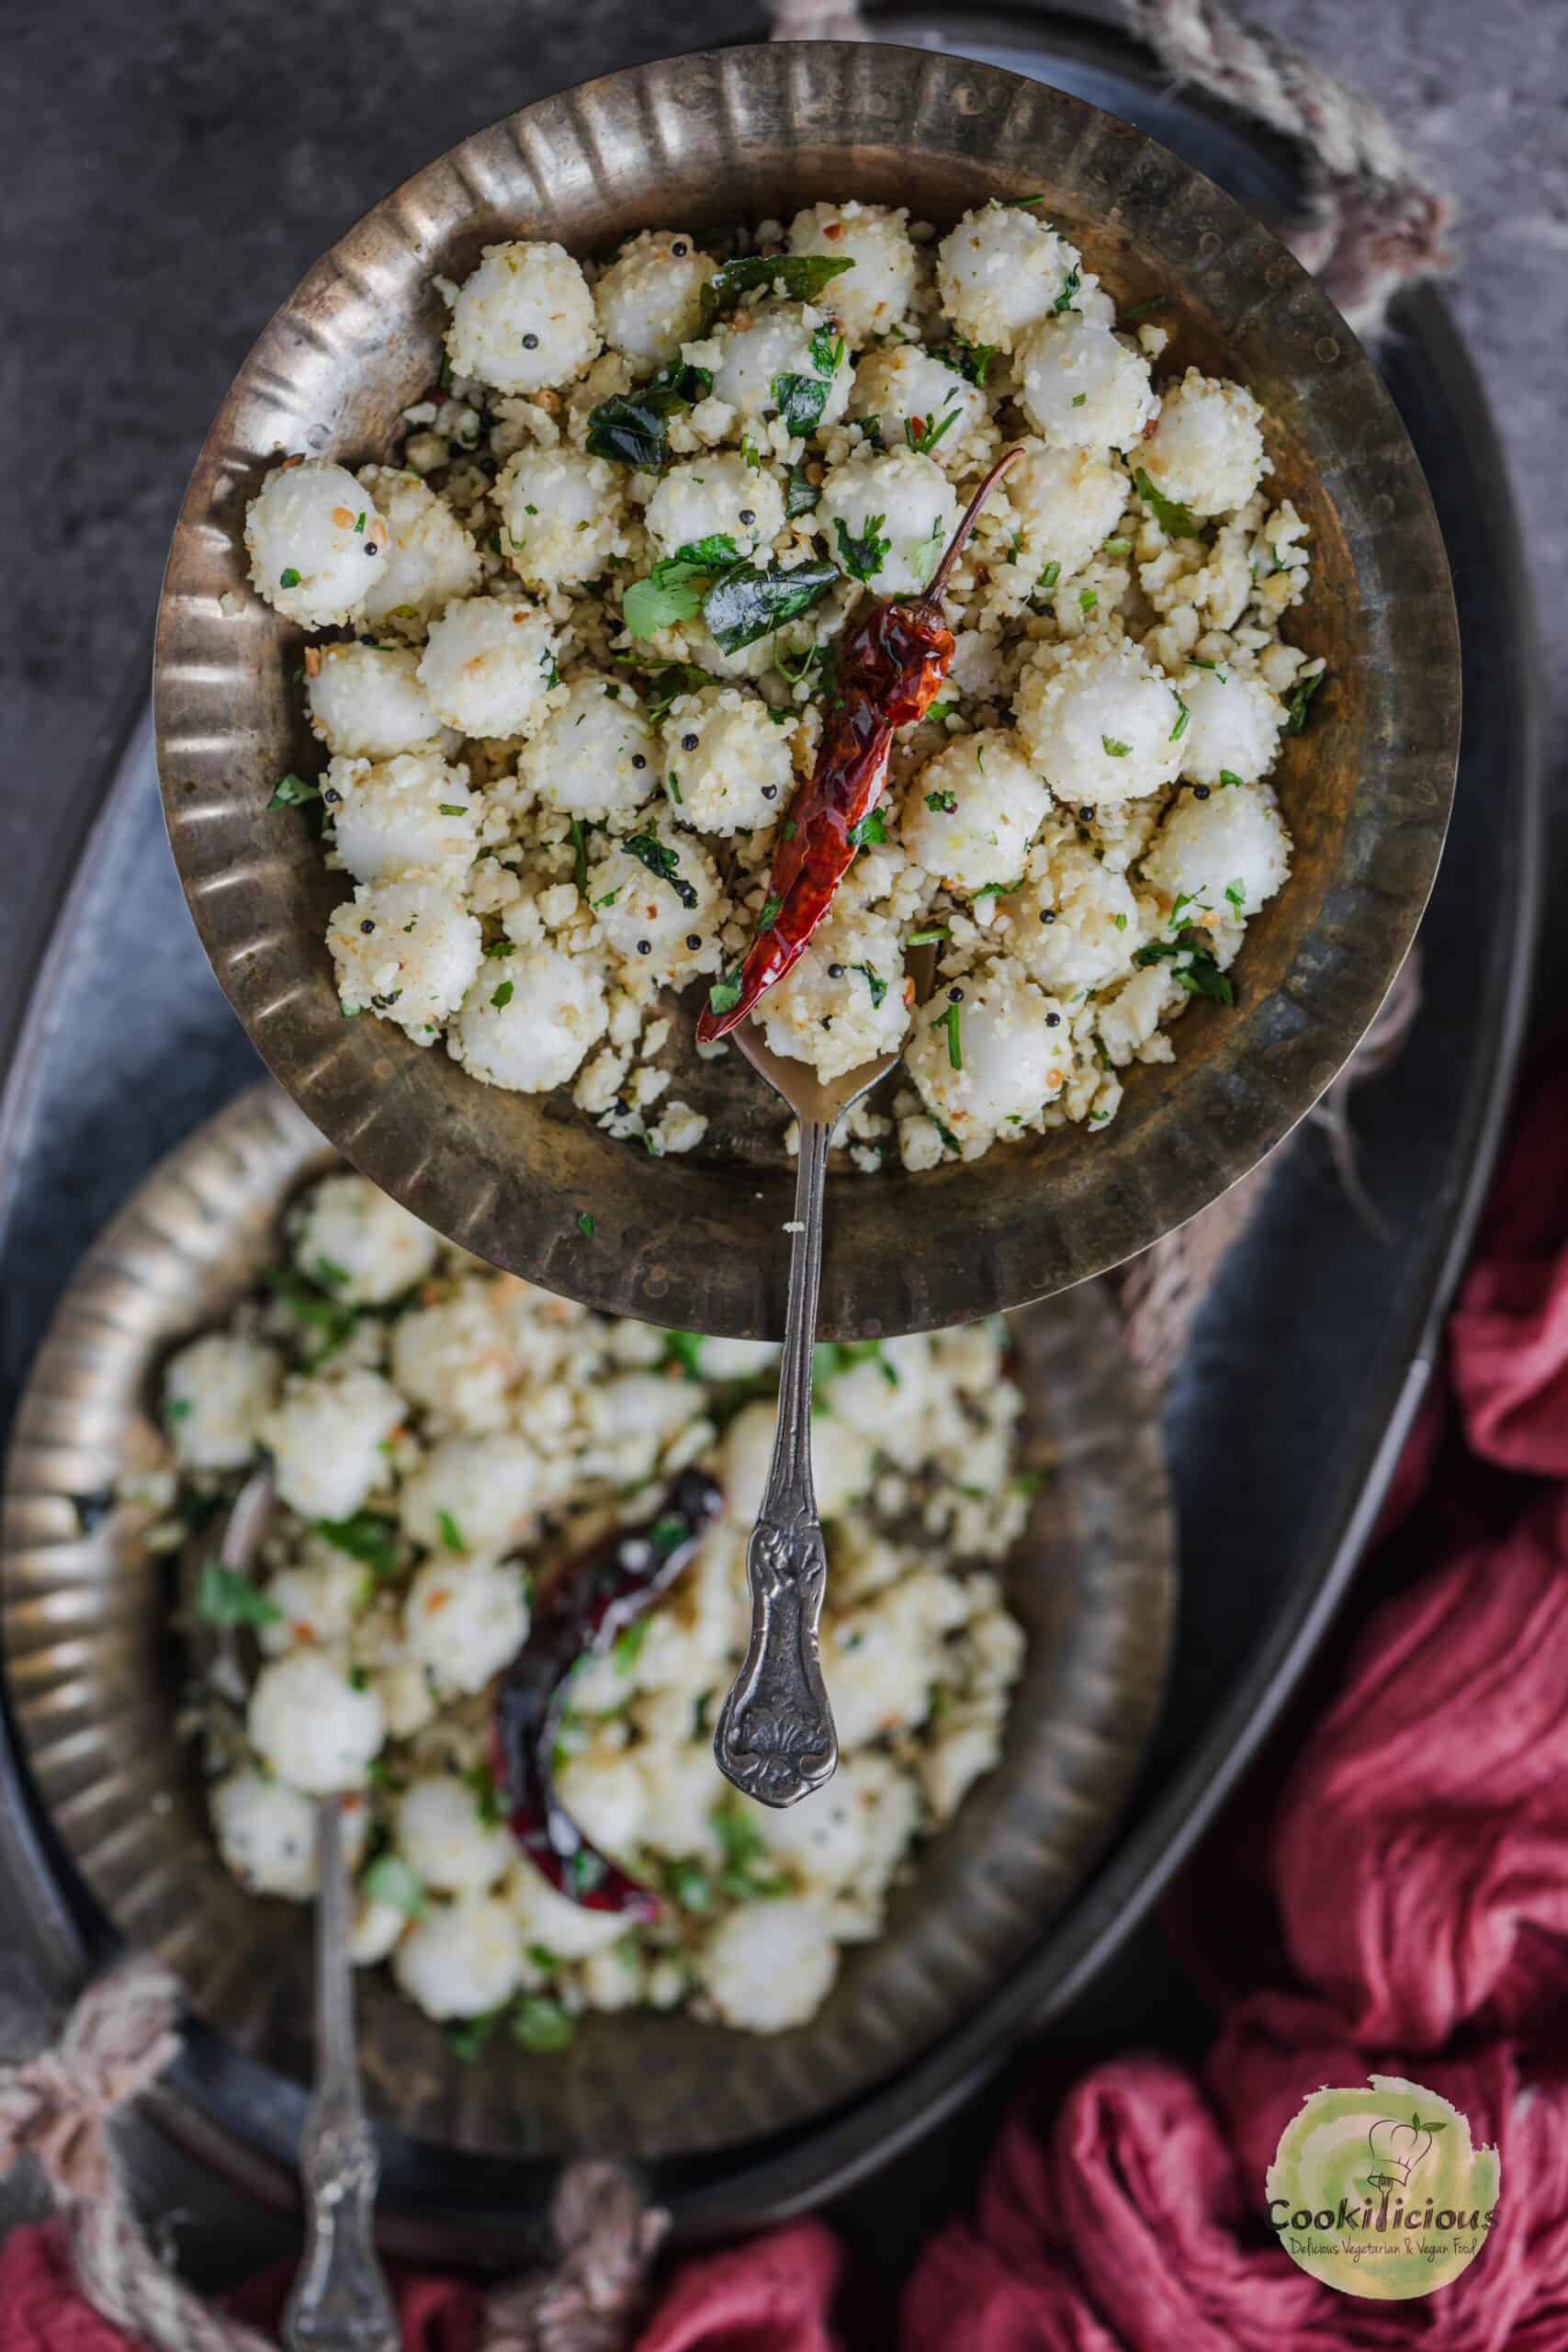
[491,1466,723,1919]
[696,447,1022,1045]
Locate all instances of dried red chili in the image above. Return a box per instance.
[696,447,1022,1045]
[491,1466,723,1919]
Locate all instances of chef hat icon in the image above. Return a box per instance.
[1367,2114,1439,2188]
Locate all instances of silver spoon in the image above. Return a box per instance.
[186,1469,400,2352]
[706,453,1019,1812]
[713,942,938,1809]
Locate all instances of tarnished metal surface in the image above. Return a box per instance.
[0,1081,1173,2161]
[152,42,1458,1340]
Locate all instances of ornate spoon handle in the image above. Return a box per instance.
[281,1799,400,2352]
[714,1114,839,1808]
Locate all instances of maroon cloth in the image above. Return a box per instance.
[1269,1487,1568,2049]
[1449,1057,1568,1476]
[0,2226,139,2352]
[636,2222,843,2351]
[0,2221,481,2349]
[895,1044,1568,2346]
[904,2030,1568,2352]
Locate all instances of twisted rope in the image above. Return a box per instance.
[769,0,1451,332]
[1121,0,1451,327]
[0,1958,667,2352]
[0,1955,274,2351]
[479,2162,669,2352]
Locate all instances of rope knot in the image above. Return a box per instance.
[0,1955,179,2205]
[481,2161,669,2352]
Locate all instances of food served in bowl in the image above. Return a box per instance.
[160,1169,1029,2043]
[244,197,1320,1175]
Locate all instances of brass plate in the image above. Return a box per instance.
[1,1081,1172,2161]
[152,42,1458,1340]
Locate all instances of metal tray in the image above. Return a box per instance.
[0,6,1540,2260]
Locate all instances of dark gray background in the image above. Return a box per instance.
[1,0,1562,2295]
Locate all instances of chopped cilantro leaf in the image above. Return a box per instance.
[623,536,739,638]
[1283,669,1326,734]
[576,1210,596,1238]
[834,512,890,582]
[196,1562,281,1629]
[785,460,820,518]
[1133,928,1235,1003]
[613,1619,649,1675]
[663,1330,705,1377]
[362,1854,427,1917]
[436,1508,467,1555]
[570,1847,607,1898]
[772,371,832,436]
[848,807,887,849]
[666,1858,713,1912]
[512,1996,575,2054]
[809,322,846,377]
[315,1511,399,1578]
[446,2011,501,2062]
[491,979,514,1009]
[268,772,319,808]
[264,1267,356,1363]
[1134,466,1203,540]
[1050,263,1082,314]
[933,1000,963,1069]
[707,967,744,1018]
[466,1763,503,1827]
[626,831,698,909]
[905,404,961,456]
[937,334,998,388]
